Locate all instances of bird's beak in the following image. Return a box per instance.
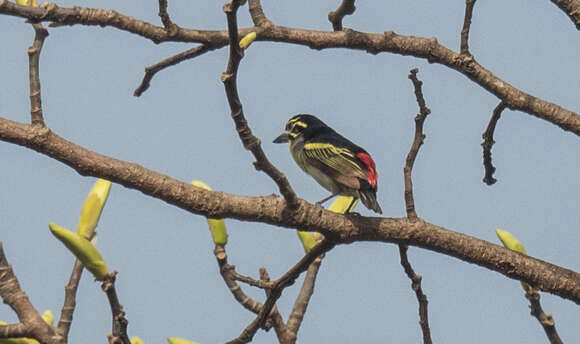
[273,132,290,143]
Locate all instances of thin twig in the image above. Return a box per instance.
[248,0,273,27]
[399,245,432,344]
[57,258,85,338]
[27,23,48,126]
[157,0,178,36]
[525,290,564,344]
[401,69,433,343]
[328,0,356,31]
[134,44,215,97]
[286,256,323,338]
[460,0,476,55]
[102,272,131,344]
[226,240,335,344]
[258,267,287,338]
[214,245,276,321]
[481,101,507,185]
[221,0,299,208]
[404,68,431,220]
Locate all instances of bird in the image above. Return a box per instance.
[273,114,382,214]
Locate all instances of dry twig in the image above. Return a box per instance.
[134,44,216,96]
[56,259,85,338]
[460,0,476,55]
[102,272,131,344]
[481,102,507,185]
[221,0,298,207]
[27,23,48,126]
[226,240,335,344]
[328,0,356,31]
[404,68,431,220]
[526,290,564,344]
[399,69,433,343]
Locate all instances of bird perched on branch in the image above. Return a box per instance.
[273,114,382,214]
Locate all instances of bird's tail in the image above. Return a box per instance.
[359,190,382,214]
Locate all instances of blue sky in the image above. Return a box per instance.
[1,1,579,343]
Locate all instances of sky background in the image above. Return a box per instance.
[1,1,579,343]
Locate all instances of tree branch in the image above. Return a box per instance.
[0,242,60,344]
[404,68,431,220]
[399,245,432,344]
[550,0,580,29]
[133,44,217,96]
[460,0,476,55]
[27,23,48,126]
[285,256,323,340]
[221,0,299,208]
[248,0,273,28]
[0,119,579,304]
[525,290,564,344]
[400,69,432,343]
[215,245,274,320]
[0,322,28,339]
[481,102,507,185]
[328,0,356,31]
[226,240,335,344]
[102,272,131,344]
[157,0,178,35]
[0,2,578,135]
[56,258,85,338]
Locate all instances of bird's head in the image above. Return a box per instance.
[273,114,326,144]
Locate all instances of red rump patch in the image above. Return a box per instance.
[356,152,378,188]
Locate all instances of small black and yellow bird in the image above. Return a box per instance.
[274,114,382,214]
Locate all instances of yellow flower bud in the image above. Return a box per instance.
[191,181,228,245]
[49,223,109,280]
[239,32,257,49]
[77,179,112,239]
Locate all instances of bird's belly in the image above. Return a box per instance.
[301,164,358,197]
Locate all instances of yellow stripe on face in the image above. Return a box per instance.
[292,121,307,128]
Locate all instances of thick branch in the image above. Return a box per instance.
[1,119,579,304]
[328,0,356,31]
[550,0,580,29]
[0,322,28,338]
[27,23,48,126]
[0,2,578,134]
[1,2,579,135]
[481,102,507,185]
